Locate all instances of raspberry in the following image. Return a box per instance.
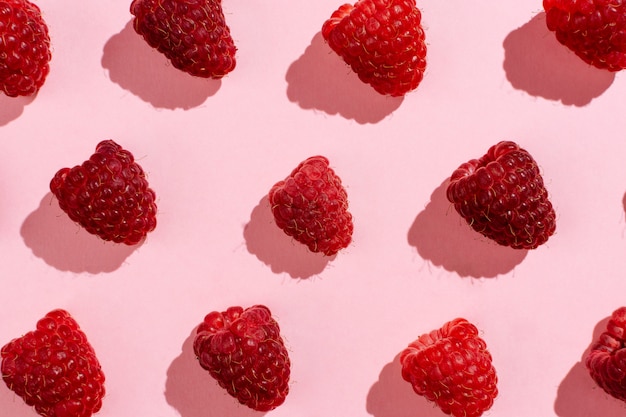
[130,0,236,78]
[1,309,106,417]
[322,0,427,96]
[0,0,51,97]
[268,155,353,256]
[586,307,626,401]
[49,140,157,245]
[446,141,556,250]
[193,305,291,411]
[400,318,498,417]
[543,0,626,71]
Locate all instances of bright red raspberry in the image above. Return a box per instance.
[446,141,556,250]
[49,140,157,245]
[400,318,498,417]
[193,305,291,411]
[322,0,427,96]
[268,155,353,256]
[1,309,106,417]
[0,0,51,97]
[543,0,626,71]
[586,307,626,401]
[130,0,236,78]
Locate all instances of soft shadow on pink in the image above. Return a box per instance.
[503,12,614,106]
[407,180,527,278]
[165,328,266,417]
[554,316,626,416]
[243,196,333,279]
[0,94,35,126]
[285,32,403,124]
[20,193,140,274]
[0,385,38,417]
[366,353,443,417]
[102,21,221,110]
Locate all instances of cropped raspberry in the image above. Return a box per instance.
[322,0,427,96]
[400,318,498,417]
[1,309,106,417]
[586,307,626,401]
[193,305,291,411]
[268,155,353,256]
[0,0,51,96]
[130,0,236,78]
[543,0,626,70]
[50,140,157,245]
[446,141,556,250]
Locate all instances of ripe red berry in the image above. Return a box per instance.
[1,309,106,417]
[268,155,353,256]
[130,0,236,78]
[0,0,51,97]
[543,0,626,71]
[49,140,157,245]
[446,141,556,250]
[586,307,626,401]
[400,318,498,417]
[193,305,291,411]
[322,0,427,96]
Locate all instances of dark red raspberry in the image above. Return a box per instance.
[1,309,106,417]
[586,307,626,401]
[193,305,291,411]
[446,141,556,250]
[0,0,51,97]
[322,0,427,96]
[50,140,157,245]
[543,0,626,71]
[268,155,353,256]
[130,0,236,78]
[400,318,498,417]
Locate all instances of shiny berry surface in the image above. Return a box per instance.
[193,305,291,411]
[49,140,157,245]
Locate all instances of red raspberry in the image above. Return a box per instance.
[322,0,427,96]
[49,140,157,245]
[400,318,498,417]
[193,305,291,411]
[268,155,353,256]
[1,309,106,417]
[586,307,626,401]
[446,141,556,250]
[543,0,626,71]
[0,0,51,97]
[130,0,236,78]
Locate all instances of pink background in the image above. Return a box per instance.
[2,1,626,416]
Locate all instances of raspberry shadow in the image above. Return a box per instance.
[366,353,443,417]
[20,193,140,274]
[0,94,35,126]
[407,180,528,278]
[0,383,41,417]
[243,196,333,279]
[554,316,626,416]
[164,328,266,417]
[503,12,614,106]
[285,32,403,124]
[101,21,221,110]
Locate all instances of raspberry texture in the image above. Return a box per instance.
[49,140,157,245]
[193,305,291,411]
[446,141,556,250]
[586,306,626,401]
[0,0,51,97]
[130,0,236,78]
[322,0,427,96]
[268,155,353,256]
[400,318,498,417]
[543,0,626,71]
[1,309,106,417]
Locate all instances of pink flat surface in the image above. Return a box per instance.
[2,1,626,416]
